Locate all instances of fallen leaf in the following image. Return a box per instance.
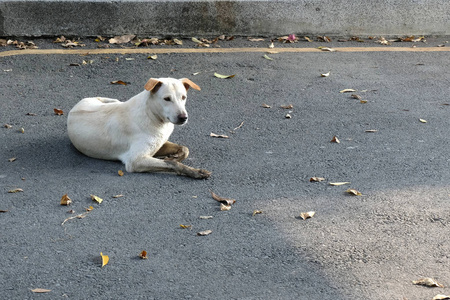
[360,100,368,104]
[233,121,245,131]
[112,194,124,198]
[20,128,25,133]
[329,182,351,186]
[67,209,75,214]
[26,112,36,116]
[263,54,273,60]
[4,124,12,128]
[199,216,213,219]
[412,278,444,288]
[248,38,265,42]
[269,42,275,48]
[261,103,271,108]
[60,194,72,206]
[8,188,23,193]
[331,136,340,143]
[210,132,229,138]
[173,38,183,45]
[86,206,94,211]
[197,230,212,236]
[310,177,326,182]
[318,36,332,42]
[220,203,232,211]
[340,89,357,93]
[0,209,8,213]
[365,129,378,133]
[252,210,263,216]
[100,252,109,267]
[147,54,157,60]
[111,80,129,85]
[318,47,336,52]
[351,94,362,100]
[419,119,427,123]
[285,114,292,119]
[300,211,316,220]
[90,194,103,204]
[139,250,148,259]
[376,37,391,45]
[214,72,235,79]
[321,72,330,77]
[53,108,64,115]
[433,295,450,300]
[118,170,124,176]
[109,34,136,44]
[280,104,293,109]
[31,288,51,293]
[210,191,236,206]
[180,224,192,229]
[8,157,16,162]
[346,188,362,196]
[95,36,106,42]
[304,36,312,42]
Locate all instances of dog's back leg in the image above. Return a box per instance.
[126,155,210,179]
[154,141,189,162]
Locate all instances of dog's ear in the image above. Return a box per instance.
[180,78,201,91]
[144,78,163,93]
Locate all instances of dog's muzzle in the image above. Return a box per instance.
[176,113,188,125]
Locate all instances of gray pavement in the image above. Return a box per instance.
[1,38,450,299]
[1,0,450,37]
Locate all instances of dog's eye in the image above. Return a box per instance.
[181,96,186,100]
[164,97,171,102]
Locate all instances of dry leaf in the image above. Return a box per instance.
[360,100,368,104]
[300,211,316,220]
[180,224,192,229]
[263,54,273,60]
[53,108,64,115]
[90,194,103,204]
[8,157,16,162]
[8,188,23,193]
[261,103,271,108]
[220,203,232,211]
[376,37,391,45]
[111,80,129,85]
[365,129,378,133]
[252,210,263,216]
[280,104,293,109]
[433,295,450,300]
[340,89,357,93]
[20,128,25,133]
[412,278,444,288]
[100,252,109,267]
[310,177,326,182]
[248,38,265,42]
[419,119,427,123]
[269,42,275,48]
[173,38,183,45]
[31,288,51,293]
[329,182,351,186]
[351,94,362,100]
[318,47,336,52]
[210,191,236,206]
[285,114,292,119]
[139,250,148,259]
[112,194,124,198]
[118,170,124,176]
[199,216,213,219]
[86,206,94,211]
[214,72,235,79]
[4,124,12,128]
[304,36,312,42]
[331,136,340,143]
[147,54,157,60]
[0,210,8,213]
[321,72,330,77]
[109,34,135,44]
[60,194,72,206]
[346,188,362,196]
[197,230,212,236]
[210,132,229,138]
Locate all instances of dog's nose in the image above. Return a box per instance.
[177,113,188,124]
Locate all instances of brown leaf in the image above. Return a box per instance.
[60,194,72,206]
[31,288,51,293]
[365,129,378,133]
[304,36,312,42]
[118,170,124,176]
[0,209,8,213]
[346,188,362,196]
[300,211,316,220]
[280,104,293,109]
[412,278,444,288]
[285,114,292,119]
[252,210,263,216]
[210,132,229,138]
[433,295,450,300]
[310,177,326,182]
[4,124,12,128]
[53,36,66,43]
[321,72,330,77]
[210,191,236,206]
[8,157,16,162]
[197,230,212,236]
[351,94,362,100]
[220,203,232,211]
[53,108,64,115]
[330,136,340,143]
[111,80,129,86]
[261,103,271,108]
[112,194,124,198]
[340,89,357,93]
[139,250,148,259]
[109,34,136,44]
[8,188,23,193]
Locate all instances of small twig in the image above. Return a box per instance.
[233,121,244,131]
[61,211,90,226]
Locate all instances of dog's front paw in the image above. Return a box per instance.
[196,168,211,179]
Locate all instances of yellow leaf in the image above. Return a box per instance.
[100,252,109,267]
[147,54,157,60]
[252,210,263,216]
[419,119,427,123]
[346,188,362,196]
[60,194,72,206]
[90,194,103,204]
[180,224,192,229]
[329,182,351,186]
[263,54,273,60]
[300,211,316,220]
[118,170,124,176]
[214,72,235,79]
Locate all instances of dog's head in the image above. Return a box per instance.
[144,77,201,125]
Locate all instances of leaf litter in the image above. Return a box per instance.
[300,211,316,220]
[412,277,444,288]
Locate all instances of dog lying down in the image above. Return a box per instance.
[67,77,211,179]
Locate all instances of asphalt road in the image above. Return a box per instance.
[1,37,450,300]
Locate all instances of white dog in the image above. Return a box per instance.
[67,77,211,179]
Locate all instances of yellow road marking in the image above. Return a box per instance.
[1,47,449,57]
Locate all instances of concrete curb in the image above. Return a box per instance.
[1,0,449,37]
